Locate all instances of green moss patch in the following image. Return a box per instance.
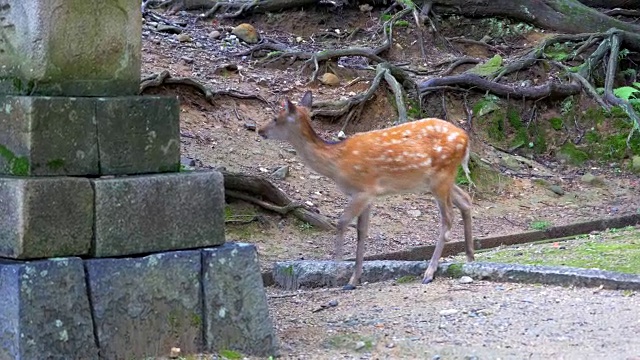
[455,227,640,275]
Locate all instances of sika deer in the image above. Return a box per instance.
[258,91,474,290]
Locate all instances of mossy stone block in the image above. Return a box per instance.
[0,0,141,96]
[85,250,202,360]
[203,243,279,357]
[92,171,225,257]
[0,96,99,176]
[0,177,94,259]
[96,96,180,175]
[0,257,99,359]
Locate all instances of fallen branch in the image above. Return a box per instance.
[222,171,336,231]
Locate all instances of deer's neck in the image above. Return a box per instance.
[289,121,342,179]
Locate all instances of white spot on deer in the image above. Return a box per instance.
[353,165,363,171]
[447,132,459,142]
[396,156,405,162]
[352,150,360,155]
[426,125,435,132]
[456,143,464,150]
[434,145,443,152]
[382,132,389,137]
[421,158,432,167]
[434,125,442,133]
[390,139,401,144]
[402,130,412,136]
[441,155,448,160]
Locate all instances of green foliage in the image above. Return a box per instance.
[529,220,552,231]
[548,117,564,131]
[467,54,503,76]
[394,20,410,27]
[395,275,417,284]
[445,263,464,278]
[544,43,570,61]
[557,142,589,166]
[613,86,640,100]
[0,144,29,176]
[507,108,528,148]
[481,18,535,37]
[219,349,243,360]
[472,94,500,117]
[380,14,392,22]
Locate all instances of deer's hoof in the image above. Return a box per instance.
[421,277,433,285]
[342,284,357,291]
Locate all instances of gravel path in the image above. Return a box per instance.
[263,279,640,359]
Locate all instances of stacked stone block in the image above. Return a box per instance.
[0,1,277,359]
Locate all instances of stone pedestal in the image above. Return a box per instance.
[0,0,141,96]
[0,0,278,358]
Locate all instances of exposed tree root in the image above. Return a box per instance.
[140,70,269,105]
[222,171,336,231]
[419,73,581,99]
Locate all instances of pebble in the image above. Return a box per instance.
[407,209,421,218]
[209,30,221,39]
[272,166,289,180]
[459,276,474,284]
[355,341,366,350]
[176,33,192,42]
[439,309,459,316]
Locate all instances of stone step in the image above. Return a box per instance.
[0,170,225,259]
[0,95,180,176]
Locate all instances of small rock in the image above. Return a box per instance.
[232,23,260,44]
[180,156,196,167]
[244,122,257,131]
[328,299,338,307]
[581,172,605,186]
[458,276,473,284]
[181,56,194,64]
[176,33,192,42]
[407,209,421,218]
[439,309,459,316]
[432,356,442,360]
[169,347,181,358]
[480,35,492,43]
[209,30,221,39]
[337,131,347,139]
[632,155,640,174]
[548,185,565,196]
[359,4,373,12]
[296,36,303,43]
[272,166,289,180]
[319,72,340,86]
[355,341,366,351]
[386,342,396,348]
[157,24,182,34]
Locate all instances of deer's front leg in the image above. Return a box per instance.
[334,193,371,262]
[343,204,372,291]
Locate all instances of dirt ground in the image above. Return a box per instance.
[261,279,640,359]
[140,7,640,358]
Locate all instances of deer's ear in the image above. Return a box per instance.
[299,91,313,109]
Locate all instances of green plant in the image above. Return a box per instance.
[548,117,564,131]
[544,42,571,61]
[395,275,417,284]
[219,349,243,359]
[529,220,552,231]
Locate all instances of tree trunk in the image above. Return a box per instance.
[433,0,640,49]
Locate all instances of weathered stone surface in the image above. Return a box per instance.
[0,258,99,359]
[273,260,429,290]
[0,0,141,96]
[442,262,640,290]
[203,243,279,356]
[632,155,640,174]
[85,251,202,360]
[0,96,99,176]
[95,96,180,175]
[273,260,640,291]
[92,171,225,257]
[0,177,93,259]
